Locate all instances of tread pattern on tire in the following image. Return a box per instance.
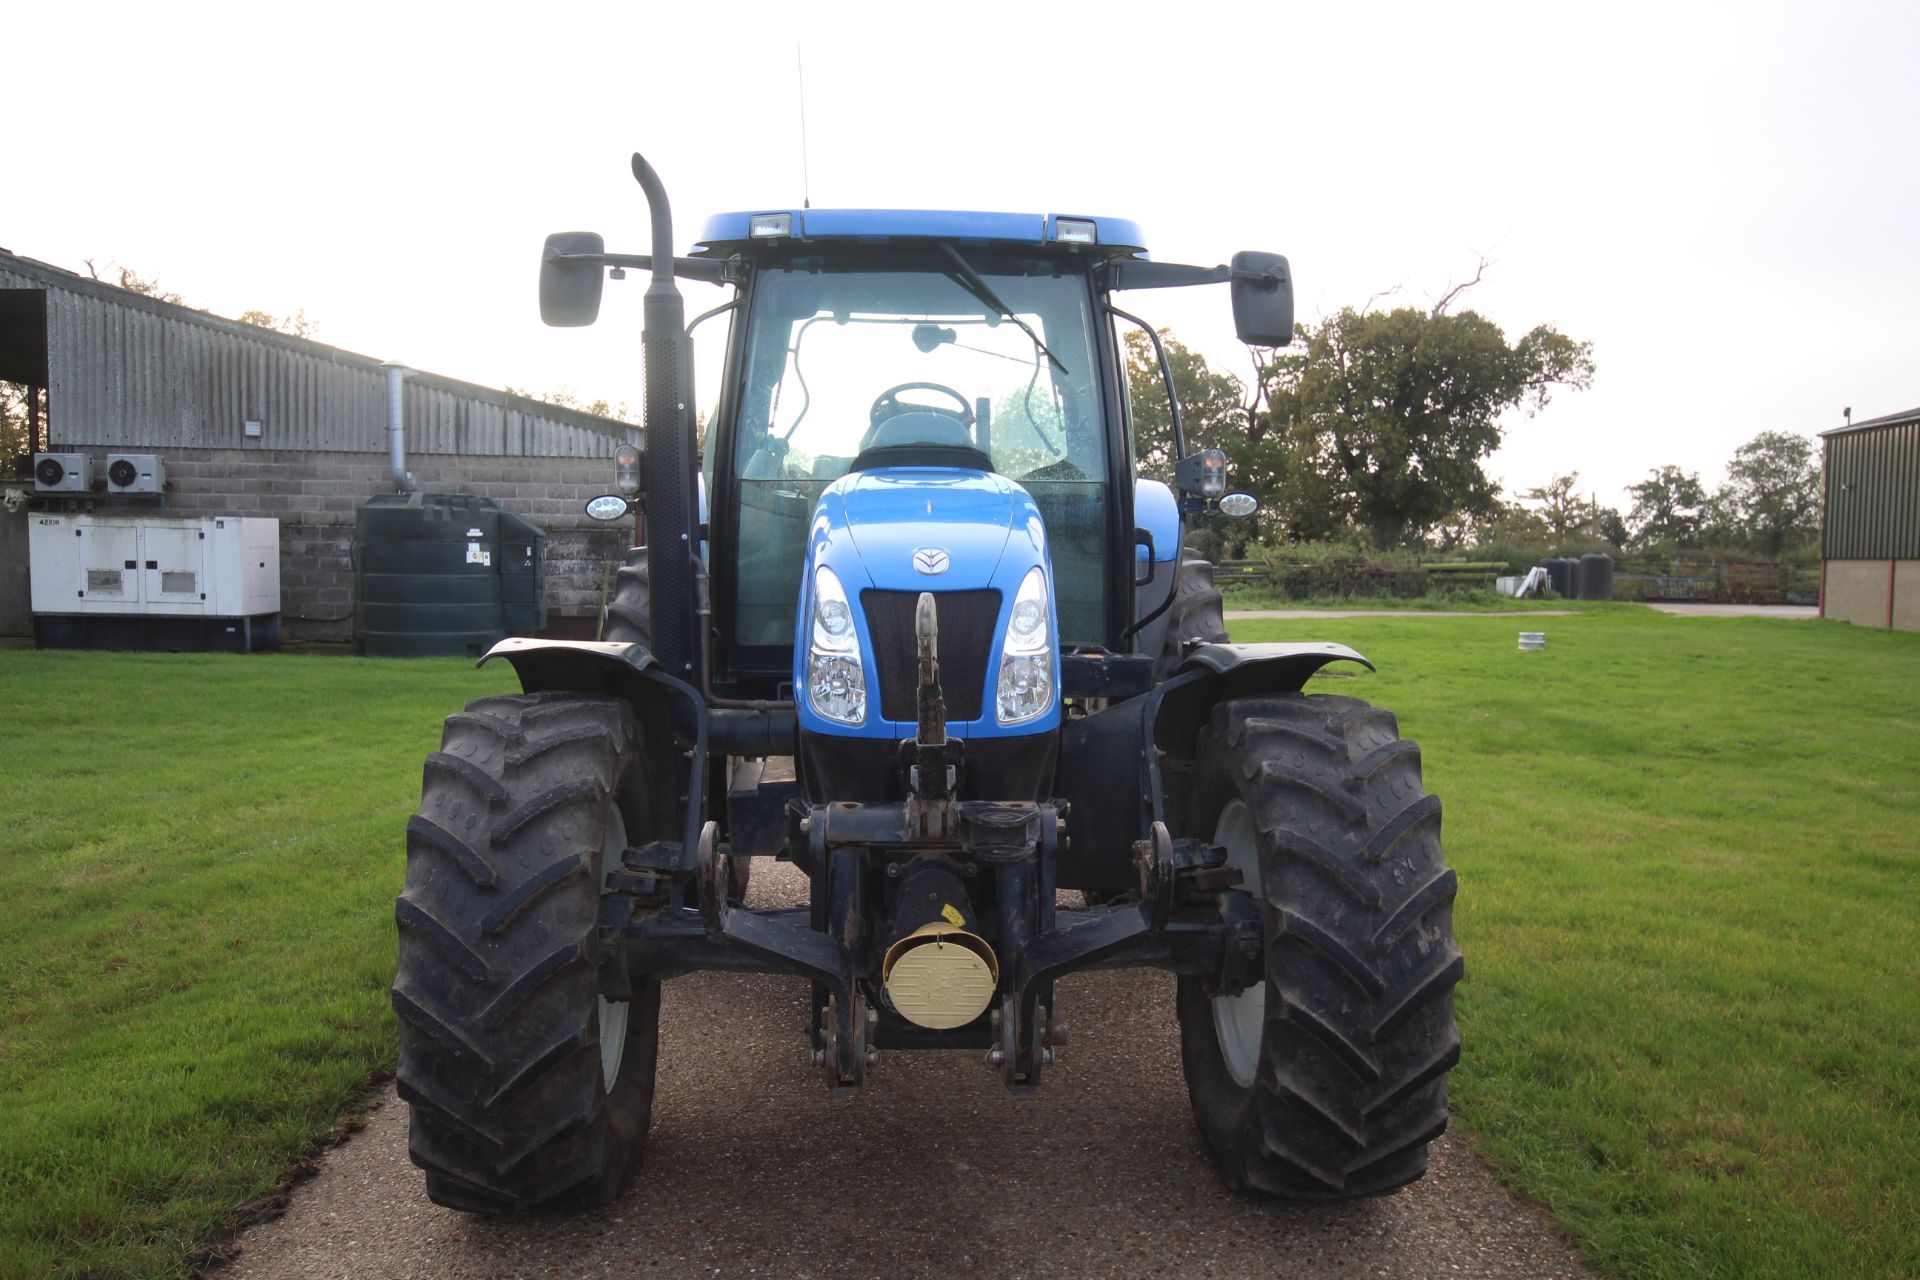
[1177,693,1461,1200]
[602,548,650,647]
[1153,548,1229,681]
[393,692,658,1214]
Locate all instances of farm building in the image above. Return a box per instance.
[1820,406,1920,631]
[0,248,637,644]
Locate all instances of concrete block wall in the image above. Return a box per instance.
[9,446,634,640]
[1821,558,1920,632]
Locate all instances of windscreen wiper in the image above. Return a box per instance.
[938,243,1068,375]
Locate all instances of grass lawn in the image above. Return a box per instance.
[0,611,1916,1278]
[1229,609,1920,1279]
[0,651,515,1280]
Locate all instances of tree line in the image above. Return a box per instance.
[1124,296,1822,559]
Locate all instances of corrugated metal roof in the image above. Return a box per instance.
[1820,406,1920,438]
[1822,415,1920,559]
[0,250,638,457]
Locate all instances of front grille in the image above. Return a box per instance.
[862,589,1001,723]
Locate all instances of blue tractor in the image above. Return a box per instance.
[392,154,1461,1213]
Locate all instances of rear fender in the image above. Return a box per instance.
[1055,641,1371,893]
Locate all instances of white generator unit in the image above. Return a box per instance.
[33,452,92,493]
[106,454,167,494]
[29,514,282,652]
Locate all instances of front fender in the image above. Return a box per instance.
[480,636,656,700]
[1054,640,1372,893]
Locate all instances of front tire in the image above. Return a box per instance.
[1176,694,1461,1199]
[392,692,660,1213]
[601,548,651,647]
[1153,548,1228,681]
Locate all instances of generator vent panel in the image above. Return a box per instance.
[28,515,281,618]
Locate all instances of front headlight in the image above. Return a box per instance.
[996,566,1053,724]
[807,565,866,725]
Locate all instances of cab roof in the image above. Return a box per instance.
[693,209,1148,257]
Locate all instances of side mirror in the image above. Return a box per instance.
[1230,251,1293,347]
[585,494,633,521]
[540,231,607,327]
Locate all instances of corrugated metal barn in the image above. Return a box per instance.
[1820,406,1920,631]
[1,249,638,640]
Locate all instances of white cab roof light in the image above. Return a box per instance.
[1053,218,1097,245]
[749,213,793,238]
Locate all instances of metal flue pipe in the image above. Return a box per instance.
[380,361,417,492]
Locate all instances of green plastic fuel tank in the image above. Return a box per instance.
[354,492,546,657]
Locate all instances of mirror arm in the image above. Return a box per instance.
[543,247,743,287]
[1104,260,1231,291]
[1108,303,1184,459]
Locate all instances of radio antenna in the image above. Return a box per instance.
[797,44,813,209]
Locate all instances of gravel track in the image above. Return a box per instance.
[222,862,1595,1280]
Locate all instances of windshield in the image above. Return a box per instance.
[728,252,1110,653]
[737,255,1101,478]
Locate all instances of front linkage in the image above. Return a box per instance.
[615,591,1261,1091]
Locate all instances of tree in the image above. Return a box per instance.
[1522,472,1585,539]
[1259,304,1594,548]
[1626,465,1707,547]
[502,386,635,423]
[237,308,318,339]
[85,260,184,304]
[1724,430,1821,555]
[1520,471,1627,547]
[1120,328,1311,551]
[1589,505,1630,549]
[2,382,43,462]
[1121,327,1249,480]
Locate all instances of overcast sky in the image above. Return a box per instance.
[10,0,1916,512]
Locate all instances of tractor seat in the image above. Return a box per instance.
[866,412,975,450]
[851,412,993,473]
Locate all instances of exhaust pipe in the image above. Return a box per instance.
[380,362,416,492]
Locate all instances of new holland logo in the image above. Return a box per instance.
[912,548,950,575]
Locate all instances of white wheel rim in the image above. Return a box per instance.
[598,807,629,1090]
[1210,799,1265,1089]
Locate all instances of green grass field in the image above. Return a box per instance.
[0,652,516,1280]
[0,611,1916,1278]
[1229,610,1920,1279]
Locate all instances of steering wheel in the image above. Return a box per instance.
[862,382,974,452]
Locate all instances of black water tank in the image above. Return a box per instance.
[1580,552,1615,601]
[355,493,546,657]
[1544,556,1583,600]
[1541,558,1570,598]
